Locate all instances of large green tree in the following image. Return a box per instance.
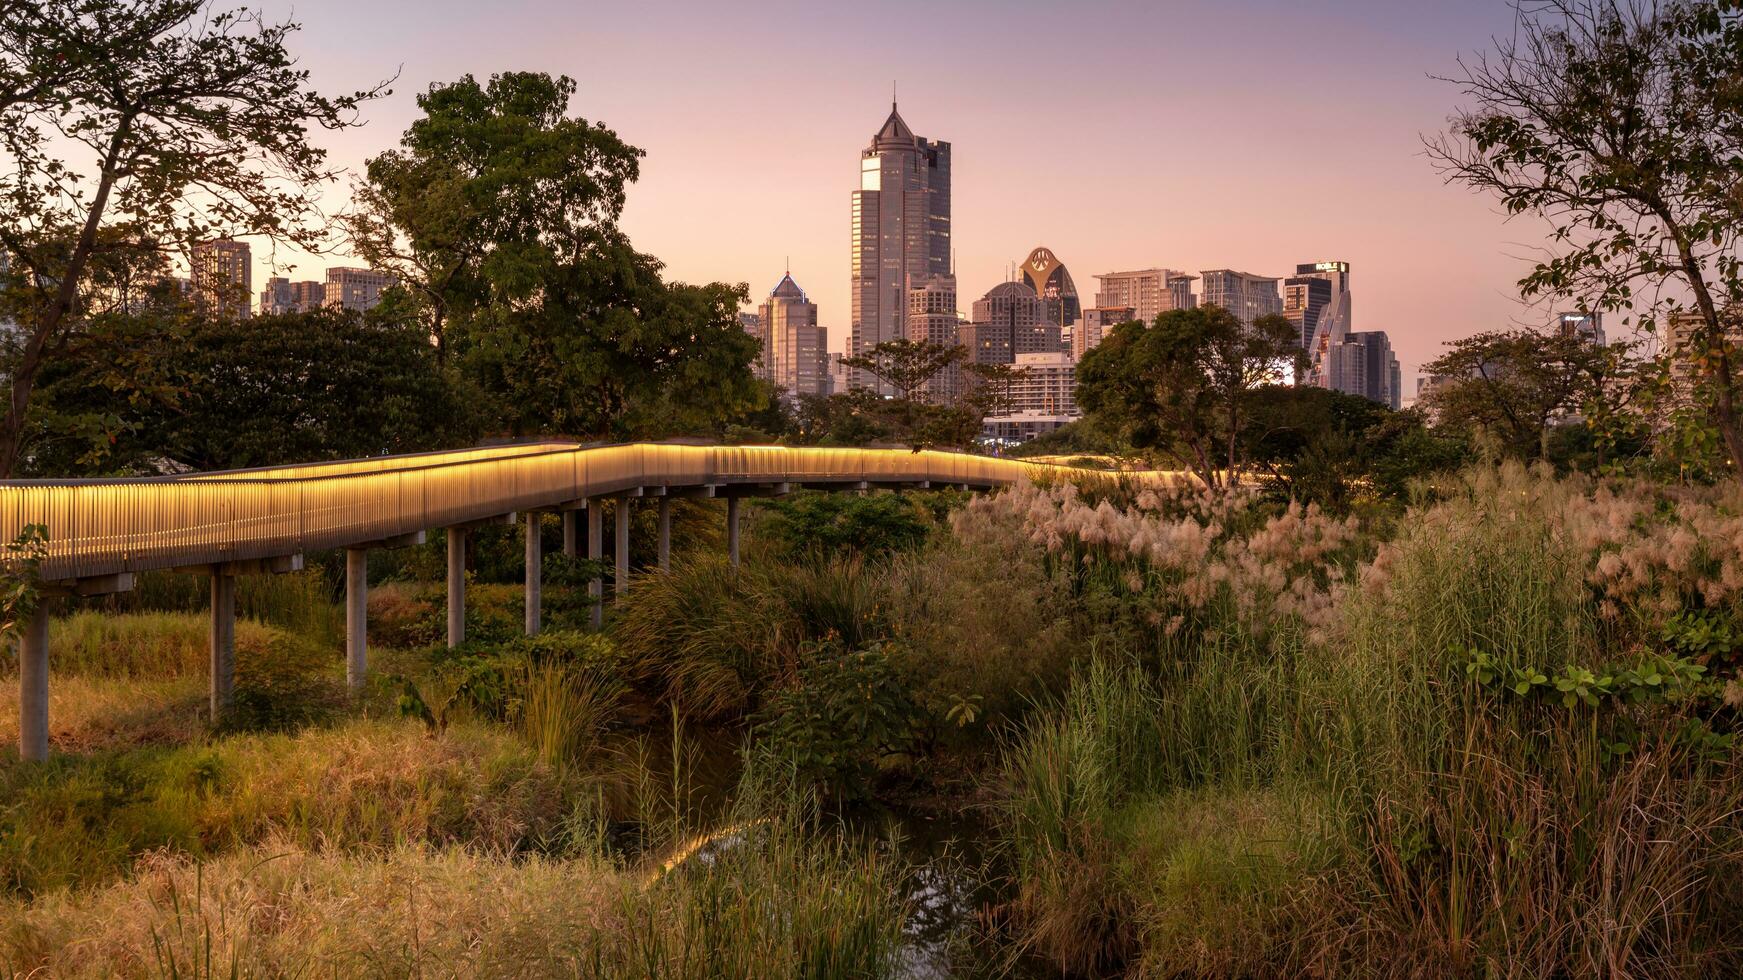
[1076,306,1301,488]
[0,0,385,475]
[1429,0,1743,474]
[1423,328,1642,465]
[347,71,759,439]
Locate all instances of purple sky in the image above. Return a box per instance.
[248,0,1557,392]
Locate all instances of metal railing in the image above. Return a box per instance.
[0,442,1169,584]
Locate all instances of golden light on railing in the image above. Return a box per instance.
[0,443,1180,584]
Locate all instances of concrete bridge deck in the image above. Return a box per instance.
[1,441,1168,760]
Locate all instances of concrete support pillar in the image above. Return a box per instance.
[657,497,672,572]
[17,598,50,761]
[524,511,543,636]
[586,503,603,629]
[209,570,235,720]
[562,510,580,558]
[727,497,741,568]
[615,498,631,598]
[345,548,368,693]
[446,526,466,648]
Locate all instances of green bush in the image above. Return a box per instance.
[753,640,926,800]
[754,491,934,562]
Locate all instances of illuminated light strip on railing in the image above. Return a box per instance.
[0,442,1178,584]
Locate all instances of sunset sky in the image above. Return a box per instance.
[249,0,1558,392]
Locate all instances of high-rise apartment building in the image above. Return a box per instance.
[850,102,950,393]
[1093,268,1195,324]
[963,281,1061,366]
[1071,306,1136,361]
[758,273,830,400]
[906,275,960,401]
[190,239,252,319]
[323,267,396,312]
[1019,246,1080,329]
[1199,269,1281,327]
[258,277,326,316]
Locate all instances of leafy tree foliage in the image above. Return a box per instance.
[27,306,472,473]
[841,338,965,402]
[797,340,1009,449]
[1429,0,1743,474]
[0,0,385,475]
[1241,386,1467,509]
[1076,306,1302,489]
[1424,328,1645,465]
[348,71,760,440]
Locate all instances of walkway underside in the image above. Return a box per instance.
[1,441,1174,760]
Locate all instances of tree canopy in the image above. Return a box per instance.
[1076,305,1301,488]
[348,71,761,440]
[0,0,386,475]
[1429,0,1743,474]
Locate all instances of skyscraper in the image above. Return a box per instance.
[758,273,831,400]
[323,267,396,312]
[190,238,252,319]
[1283,275,1331,350]
[963,281,1060,366]
[1199,269,1282,327]
[1093,268,1196,324]
[1294,260,1351,349]
[1019,247,1080,329]
[850,102,950,393]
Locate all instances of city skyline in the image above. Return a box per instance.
[206,0,1553,388]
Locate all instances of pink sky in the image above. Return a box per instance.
[244,0,1560,392]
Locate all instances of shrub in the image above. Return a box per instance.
[611,554,885,723]
[755,490,934,562]
[753,640,926,800]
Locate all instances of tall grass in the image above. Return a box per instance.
[995,463,1743,975]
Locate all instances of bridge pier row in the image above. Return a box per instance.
[210,570,236,720]
[346,549,368,693]
[17,598,51,761]
[615,499,631,599]
[446,527,467,647]
[524,512,543,636]
[587,502,603,629]
[657,497,671,572]
[726,497,741,568]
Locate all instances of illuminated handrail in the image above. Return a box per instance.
[0,442,1174,583]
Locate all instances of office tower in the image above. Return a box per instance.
[1312,327,1401,409]
[850,101,950,393]
[738,312,769,379]
[906,274,960,401]
[258,277,326,315]
[758,273,831,399]
[1199,269,1282,327]
[1283,275,1331,350]
[322,267,396,312]
[1093,268,1196,324]
[190,238,252,319]
[1071,306,1136,360]
[963,281,1061,366]
[1557,312,1606,345]
[1019,246,1081,329]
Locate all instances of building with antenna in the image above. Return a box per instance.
[849,99,951,393]
[755,271,830,401]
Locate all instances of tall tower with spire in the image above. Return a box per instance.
[850,100,951,394]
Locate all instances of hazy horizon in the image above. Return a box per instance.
[232,0,1567,389]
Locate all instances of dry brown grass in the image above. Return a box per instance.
[0,674,205,752]
[0,840,623,978]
